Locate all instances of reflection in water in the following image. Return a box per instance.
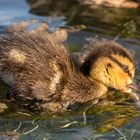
[0,101,138,140]
[0,92,138,139]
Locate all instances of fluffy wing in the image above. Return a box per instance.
[0,31,72,104]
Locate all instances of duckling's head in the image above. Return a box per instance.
[81,40,135,93]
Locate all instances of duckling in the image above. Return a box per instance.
[0,31,136,112]
[81,39,135,93]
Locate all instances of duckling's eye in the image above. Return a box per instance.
[122,65,129,73]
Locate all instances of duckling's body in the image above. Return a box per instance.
[0,32,135,112]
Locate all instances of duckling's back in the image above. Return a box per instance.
[0,31,72,111]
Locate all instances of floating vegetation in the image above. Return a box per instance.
[117,18,136,39]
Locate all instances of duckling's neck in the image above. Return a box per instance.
[61,73,108,104]
[88,77,108,98]
[88,76,109,90]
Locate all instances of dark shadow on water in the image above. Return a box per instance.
[26,0,140,37]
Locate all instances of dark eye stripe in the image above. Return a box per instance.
[109,56,132,79]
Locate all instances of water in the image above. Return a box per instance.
[0,0,140,139]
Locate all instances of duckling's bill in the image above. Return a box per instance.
[128,92,140,103]
[122,83,140,103]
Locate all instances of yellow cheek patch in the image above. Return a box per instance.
[89,57,112,84]
[112,54,135,78]
[8,49,26,63]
